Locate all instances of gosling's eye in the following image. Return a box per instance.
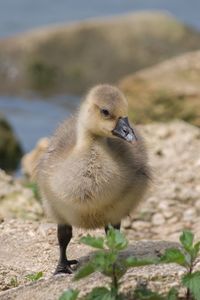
[100,108,110,118]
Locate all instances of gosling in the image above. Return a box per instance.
[36,84,151,274]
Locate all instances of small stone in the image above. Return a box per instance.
[158,201,169,211]
[152,213,165,225]
[122,218,132,229]
[195,200,200,210]
[163,210,174,219]
[131,220,150,230]
[196,159,200,167]
[170,232,182,241]
[167,216,178,224]
[183,208,196,221]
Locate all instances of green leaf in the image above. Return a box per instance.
[106,227,128,251]
[74,263,95,280]
[160,248,186,267]
[179,231,200,262]
[92,251,117,277]
[124,256,159,268]
[192,241,200,261]
[182,271,200,300]
[80,235,104,249]
[59,289,79,300]
[93,251,117,265]
[25,271,43,281]
[112,260,127,280]
[133,286,165,300]
[10,276,19,287]
[180,231,194,252]
[166,288,178,300]
[86,287,115,300]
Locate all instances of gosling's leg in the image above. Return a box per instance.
[105,222,121,235]
[54,224,78,275]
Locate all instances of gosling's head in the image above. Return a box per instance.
[79,84,137,143]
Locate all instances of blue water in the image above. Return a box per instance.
[0,0,200,38]
[0,95,80,152]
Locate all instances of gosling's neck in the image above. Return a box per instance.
[75,103,106,151]
[75,118,100,151]
[75,123,96,150]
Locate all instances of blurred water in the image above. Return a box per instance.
[0,95,80,152]
[0,0,200,38]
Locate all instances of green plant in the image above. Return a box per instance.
[59,229,200,300]
[10,276,19,287]
[59,289,79,300]
[133,284,178,300]
[60,226,158,300]
[161,230,200,300]
[25,271,43,282]
[77,226,159,299]
[25,182,40,201]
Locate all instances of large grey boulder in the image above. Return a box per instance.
[120,50,200,127]
[1,12,200,95]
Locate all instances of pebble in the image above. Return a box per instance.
[122,218,132,229]
[196,159,200,167]
[152,213,165,225]
[163,210,174,219]
[167,216,178,224]
[131,220,150,230]
[183,208,196,221]
[195,199,200,210]
[158,201,169,211]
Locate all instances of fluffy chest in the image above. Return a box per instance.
[43,142,148,228]
[50,145,126,205]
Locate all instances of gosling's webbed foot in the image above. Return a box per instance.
[54,259,78,275]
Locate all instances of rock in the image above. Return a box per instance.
[21,137,49,178]
[131,220,150,230]
[0,114,23,172]
[1,12,200,95]
[195,199,200,210]
[162,210,174,219]
[152,213,165,225]
[122,217,132,229]
[0,169,43,220]
[167,216,179,225]
[183,208,196,221]
[119,50,200,127]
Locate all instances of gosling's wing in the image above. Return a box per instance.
[48,115,77,158]
[35,115,77,177]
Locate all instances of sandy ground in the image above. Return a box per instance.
[0,121,200,299]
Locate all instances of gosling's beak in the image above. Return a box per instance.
[112,117,137,143]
